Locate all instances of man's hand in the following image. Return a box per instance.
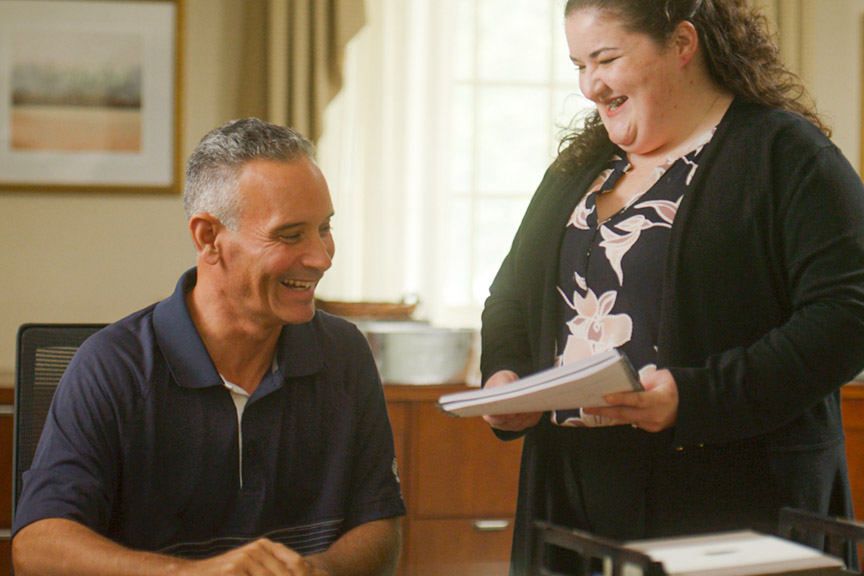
[481,370,543,432]
[581,368,679,432]
[181,538,327,576]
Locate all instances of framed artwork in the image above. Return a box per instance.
[0,0,182,194]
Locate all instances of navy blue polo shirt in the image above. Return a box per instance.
[13,268,406,556]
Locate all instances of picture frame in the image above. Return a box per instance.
[0,0,182,194]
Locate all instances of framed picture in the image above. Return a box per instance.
[0,0,181,194]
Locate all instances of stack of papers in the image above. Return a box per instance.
[625,531,845,576]
[437,349,641,417]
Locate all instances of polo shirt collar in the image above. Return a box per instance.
[273,321,323,379]
[154,268,323,390]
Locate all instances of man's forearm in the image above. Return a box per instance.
[305,518,402,576]
[13,518,187,576]
[13,518,320,576]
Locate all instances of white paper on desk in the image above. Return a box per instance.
[437,349,641,417]
[624,531,844,576]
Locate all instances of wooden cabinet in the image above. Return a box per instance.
[0,387,12,576]
[842,384,864,519]
[408,519,515,576]
[385,385,523,576]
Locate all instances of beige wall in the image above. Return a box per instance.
[798,0,864,169]
[0,0,264,380]
[0,0,862,379]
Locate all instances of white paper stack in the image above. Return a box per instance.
[624,531,845,576]
[437,349,641,417]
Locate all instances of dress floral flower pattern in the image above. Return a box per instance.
[557,275,632,364]
[599,199,681,284]
[553,129,715,427]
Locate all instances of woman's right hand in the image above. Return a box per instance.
[481,370,543,432]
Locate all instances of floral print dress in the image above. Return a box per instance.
[554,129,716,427]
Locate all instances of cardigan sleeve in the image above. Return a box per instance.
[481,138,615,389]
[670,113,864,448]
[480,161,602,441]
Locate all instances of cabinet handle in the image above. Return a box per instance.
[472,519,510,532]
[0,529,11,540]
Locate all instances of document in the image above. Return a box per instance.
[624,530,844,576]
[437,349,641,417]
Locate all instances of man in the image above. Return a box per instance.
[12,118,406,576]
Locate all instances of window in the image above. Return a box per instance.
[445,0,591,310]
[316,0,592,327]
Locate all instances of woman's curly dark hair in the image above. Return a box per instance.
[556,0,829,171]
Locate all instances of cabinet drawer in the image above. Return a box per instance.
[413,403,522,517]
[0,403,11,531]
[0,390,12,576]
[0,540,8,576]
[843,386,864,519]
[842,386,864,429]
[407,518,513,576]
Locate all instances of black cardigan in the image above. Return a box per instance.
[481,98,864,573]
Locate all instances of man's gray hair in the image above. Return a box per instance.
[184,118,317,230]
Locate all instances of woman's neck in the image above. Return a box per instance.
[630,90,733,169]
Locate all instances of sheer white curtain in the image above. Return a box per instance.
[315,0,450,321]
[316,0,588,327]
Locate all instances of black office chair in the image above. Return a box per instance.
[13,323,106,521]
[779,507,863,573]
[533,521,668,576]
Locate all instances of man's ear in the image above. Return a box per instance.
[674,20,700,67]
[189,213,224,264]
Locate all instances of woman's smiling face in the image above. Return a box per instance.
[566,8,689,157]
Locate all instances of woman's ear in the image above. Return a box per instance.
[189,213,224,264]
[673,20,700,67]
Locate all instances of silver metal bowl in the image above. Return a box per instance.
[356,321,478,385]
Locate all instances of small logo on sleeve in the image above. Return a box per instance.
[392,457,400,483]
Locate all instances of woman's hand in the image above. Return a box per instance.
[581,368,679,432]
[481,370,543,432]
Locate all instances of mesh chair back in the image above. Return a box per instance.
[13,323,106,520]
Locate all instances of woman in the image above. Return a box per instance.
[480,0,864,574]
